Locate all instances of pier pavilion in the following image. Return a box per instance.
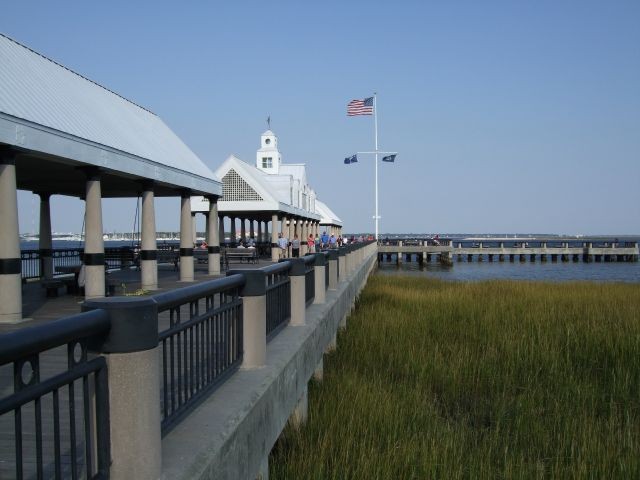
[0,33,222,323]
[316,199,343,237]
[191,129,341,261]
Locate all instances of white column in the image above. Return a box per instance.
[288,218,295,257]
[207,196,220,275]
[140,183,158,290]
[271,213,279,262]
[84,168,105,299]
[38,192,54,280]
[180,192,194,281]
[0,151,22,323]
[250,219,255,242]
[300,220,307,255]
[230,216,236,243]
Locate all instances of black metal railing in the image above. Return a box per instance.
[104,247,136,269]
[0,310,111,480]
[303,255,315,306]
[52,248,83,271]
[20,249,40,280]
[264,262,291,341]
[155,275,245,435]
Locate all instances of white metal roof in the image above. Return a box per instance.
[316,199,343,227]
[192,154,321,220]
[279,164,307,183]
[0,33,220,195]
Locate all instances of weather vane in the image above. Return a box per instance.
[267,115,271,129]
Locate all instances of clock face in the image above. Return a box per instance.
[265,138,271,145]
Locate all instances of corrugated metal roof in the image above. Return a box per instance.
[0,33,215,181]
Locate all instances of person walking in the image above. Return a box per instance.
[321,231,329,249]
[307,233,315,253]
[292,234,300,258]
[277,232,289,259]
[329,234,337,249]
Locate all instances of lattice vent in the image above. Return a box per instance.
[222,169,263,201]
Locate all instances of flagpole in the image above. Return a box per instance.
[374,92,379,240]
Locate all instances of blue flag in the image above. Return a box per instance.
[344,154,358,164]
[382,154,396,163]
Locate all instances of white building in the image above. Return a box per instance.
[191,130,342,260]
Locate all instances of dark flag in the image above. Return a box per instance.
[344,154,358,164]
[382,154,396,162]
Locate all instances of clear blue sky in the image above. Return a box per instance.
[4,0,639,235]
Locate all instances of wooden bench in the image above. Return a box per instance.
[224,248,259,266]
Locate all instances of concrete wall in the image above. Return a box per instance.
[161,244,378,480]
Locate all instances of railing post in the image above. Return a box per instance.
[83,296,161,480]
[286,258,306,326]
[228,269,266,368]
[327,250,338,290]
[313,253,327,304]
[338,247,346,282]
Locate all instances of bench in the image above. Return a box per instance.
[60,275,79,294]
[42,279,63,297]
[224,248,258,266]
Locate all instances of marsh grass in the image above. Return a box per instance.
[270,276,640,479]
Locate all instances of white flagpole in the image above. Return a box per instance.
[374,92,379,240]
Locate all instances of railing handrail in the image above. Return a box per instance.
[154,274,246,311]
[263,261,291,275]
[0,309,110,365]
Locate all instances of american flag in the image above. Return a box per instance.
[347,97,374,116]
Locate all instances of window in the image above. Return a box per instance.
[261,157,273,168]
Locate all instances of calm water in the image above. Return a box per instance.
[21,240,640,283]
[377,257,640,283]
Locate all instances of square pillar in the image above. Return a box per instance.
[313,253,326,304]
[227,269,266,368]
[285,258,306,326]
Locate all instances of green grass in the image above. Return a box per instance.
[270,276,640,479]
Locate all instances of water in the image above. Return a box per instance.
[377,257,640,283]
[21,239,640,283]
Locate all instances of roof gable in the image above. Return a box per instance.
[0,33,215,182]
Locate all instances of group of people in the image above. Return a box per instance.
[277,231,349,259]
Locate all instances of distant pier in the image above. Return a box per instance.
[378,239,640,265]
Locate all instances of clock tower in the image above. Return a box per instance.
[256,130,281,174]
